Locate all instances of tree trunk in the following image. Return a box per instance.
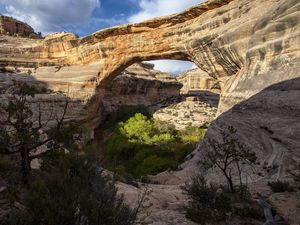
[236,161,243,196]
[222,171,235,193]
[20,148,31,185]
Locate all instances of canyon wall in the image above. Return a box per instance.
[0,0,299,121]
[177,68,220,94]
[0,0,299,178]
[0,61,181,127]
[0,0,300,223]
[0,16,39,38]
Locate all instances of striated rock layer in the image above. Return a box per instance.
[0,0,300,223]
[177,68,220,94]
[0,0,299,123]
[0,16,39,38]
[0,61,181,126]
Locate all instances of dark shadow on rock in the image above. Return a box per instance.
[188,77,300,183]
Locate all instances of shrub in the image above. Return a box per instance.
[182,175,264,224]
[5,186,20,204]
[179,126,206,144]
[182,175,231,224]
[233,205,264,220]
[199,126,257,194]
[268,180,295,193]
[4,150,137,225]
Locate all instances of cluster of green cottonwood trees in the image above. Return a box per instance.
[105,112,206,180]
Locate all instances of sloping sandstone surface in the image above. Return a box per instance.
[0,0,300,224]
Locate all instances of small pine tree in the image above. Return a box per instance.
[199,126,257,193]
[0,80,69,184]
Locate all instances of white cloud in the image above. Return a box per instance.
[149,60,196,75]
[0,0,100,33]
[129,0,204,23]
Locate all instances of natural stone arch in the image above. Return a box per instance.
[99,54,192,87]
[2,0,299,117]
[18,0,236,83]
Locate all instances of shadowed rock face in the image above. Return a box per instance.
[0,0,300,223]
[0,62,181,127]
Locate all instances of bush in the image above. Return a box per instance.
[182,175,264,224]
[182,175,231,224]
[268,180,295,193]
[233,205,264,220]
[4,150,137,225]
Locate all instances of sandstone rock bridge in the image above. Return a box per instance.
[1,0,299,122]
[1,0,300,223]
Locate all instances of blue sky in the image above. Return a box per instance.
[0,0,203,74]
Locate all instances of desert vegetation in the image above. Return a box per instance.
[0,81,138,225]
[182,175,264,224]
[183,126,264,224]
[104,110,206,180]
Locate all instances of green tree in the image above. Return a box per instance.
[106,113,204,179]
[0,80,69,184]
[199,126,257,193]
[179,126,206,144]
[119,113,154,143]
[5,149,138,225]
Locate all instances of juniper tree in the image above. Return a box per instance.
[0,80,69,184]
[199,126,257,193]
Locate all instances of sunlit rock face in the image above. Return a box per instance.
[0,0,299,121]
[0,16,40,38]
[177,68,220,94]
[0,0,300,223]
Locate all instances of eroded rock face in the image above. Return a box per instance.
[177,68,220,94]
[0,61,181,127]
[0,0,299,123]
[0,16,39,38]
[0,0,300,223]
[100,63,182,123]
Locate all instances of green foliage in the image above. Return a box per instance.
[119,113,155,144]
[182,175,264,224]
[182,175,231,224]
[106,113,205,179]
[5,149,137,225]
[268,180,295,193]
[179,126,206,143]
[104,105,150,129]
[0,80,71,184]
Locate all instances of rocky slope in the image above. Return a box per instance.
[153,94,219,130]
[0,0,299,224]
[0,16,40,38]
